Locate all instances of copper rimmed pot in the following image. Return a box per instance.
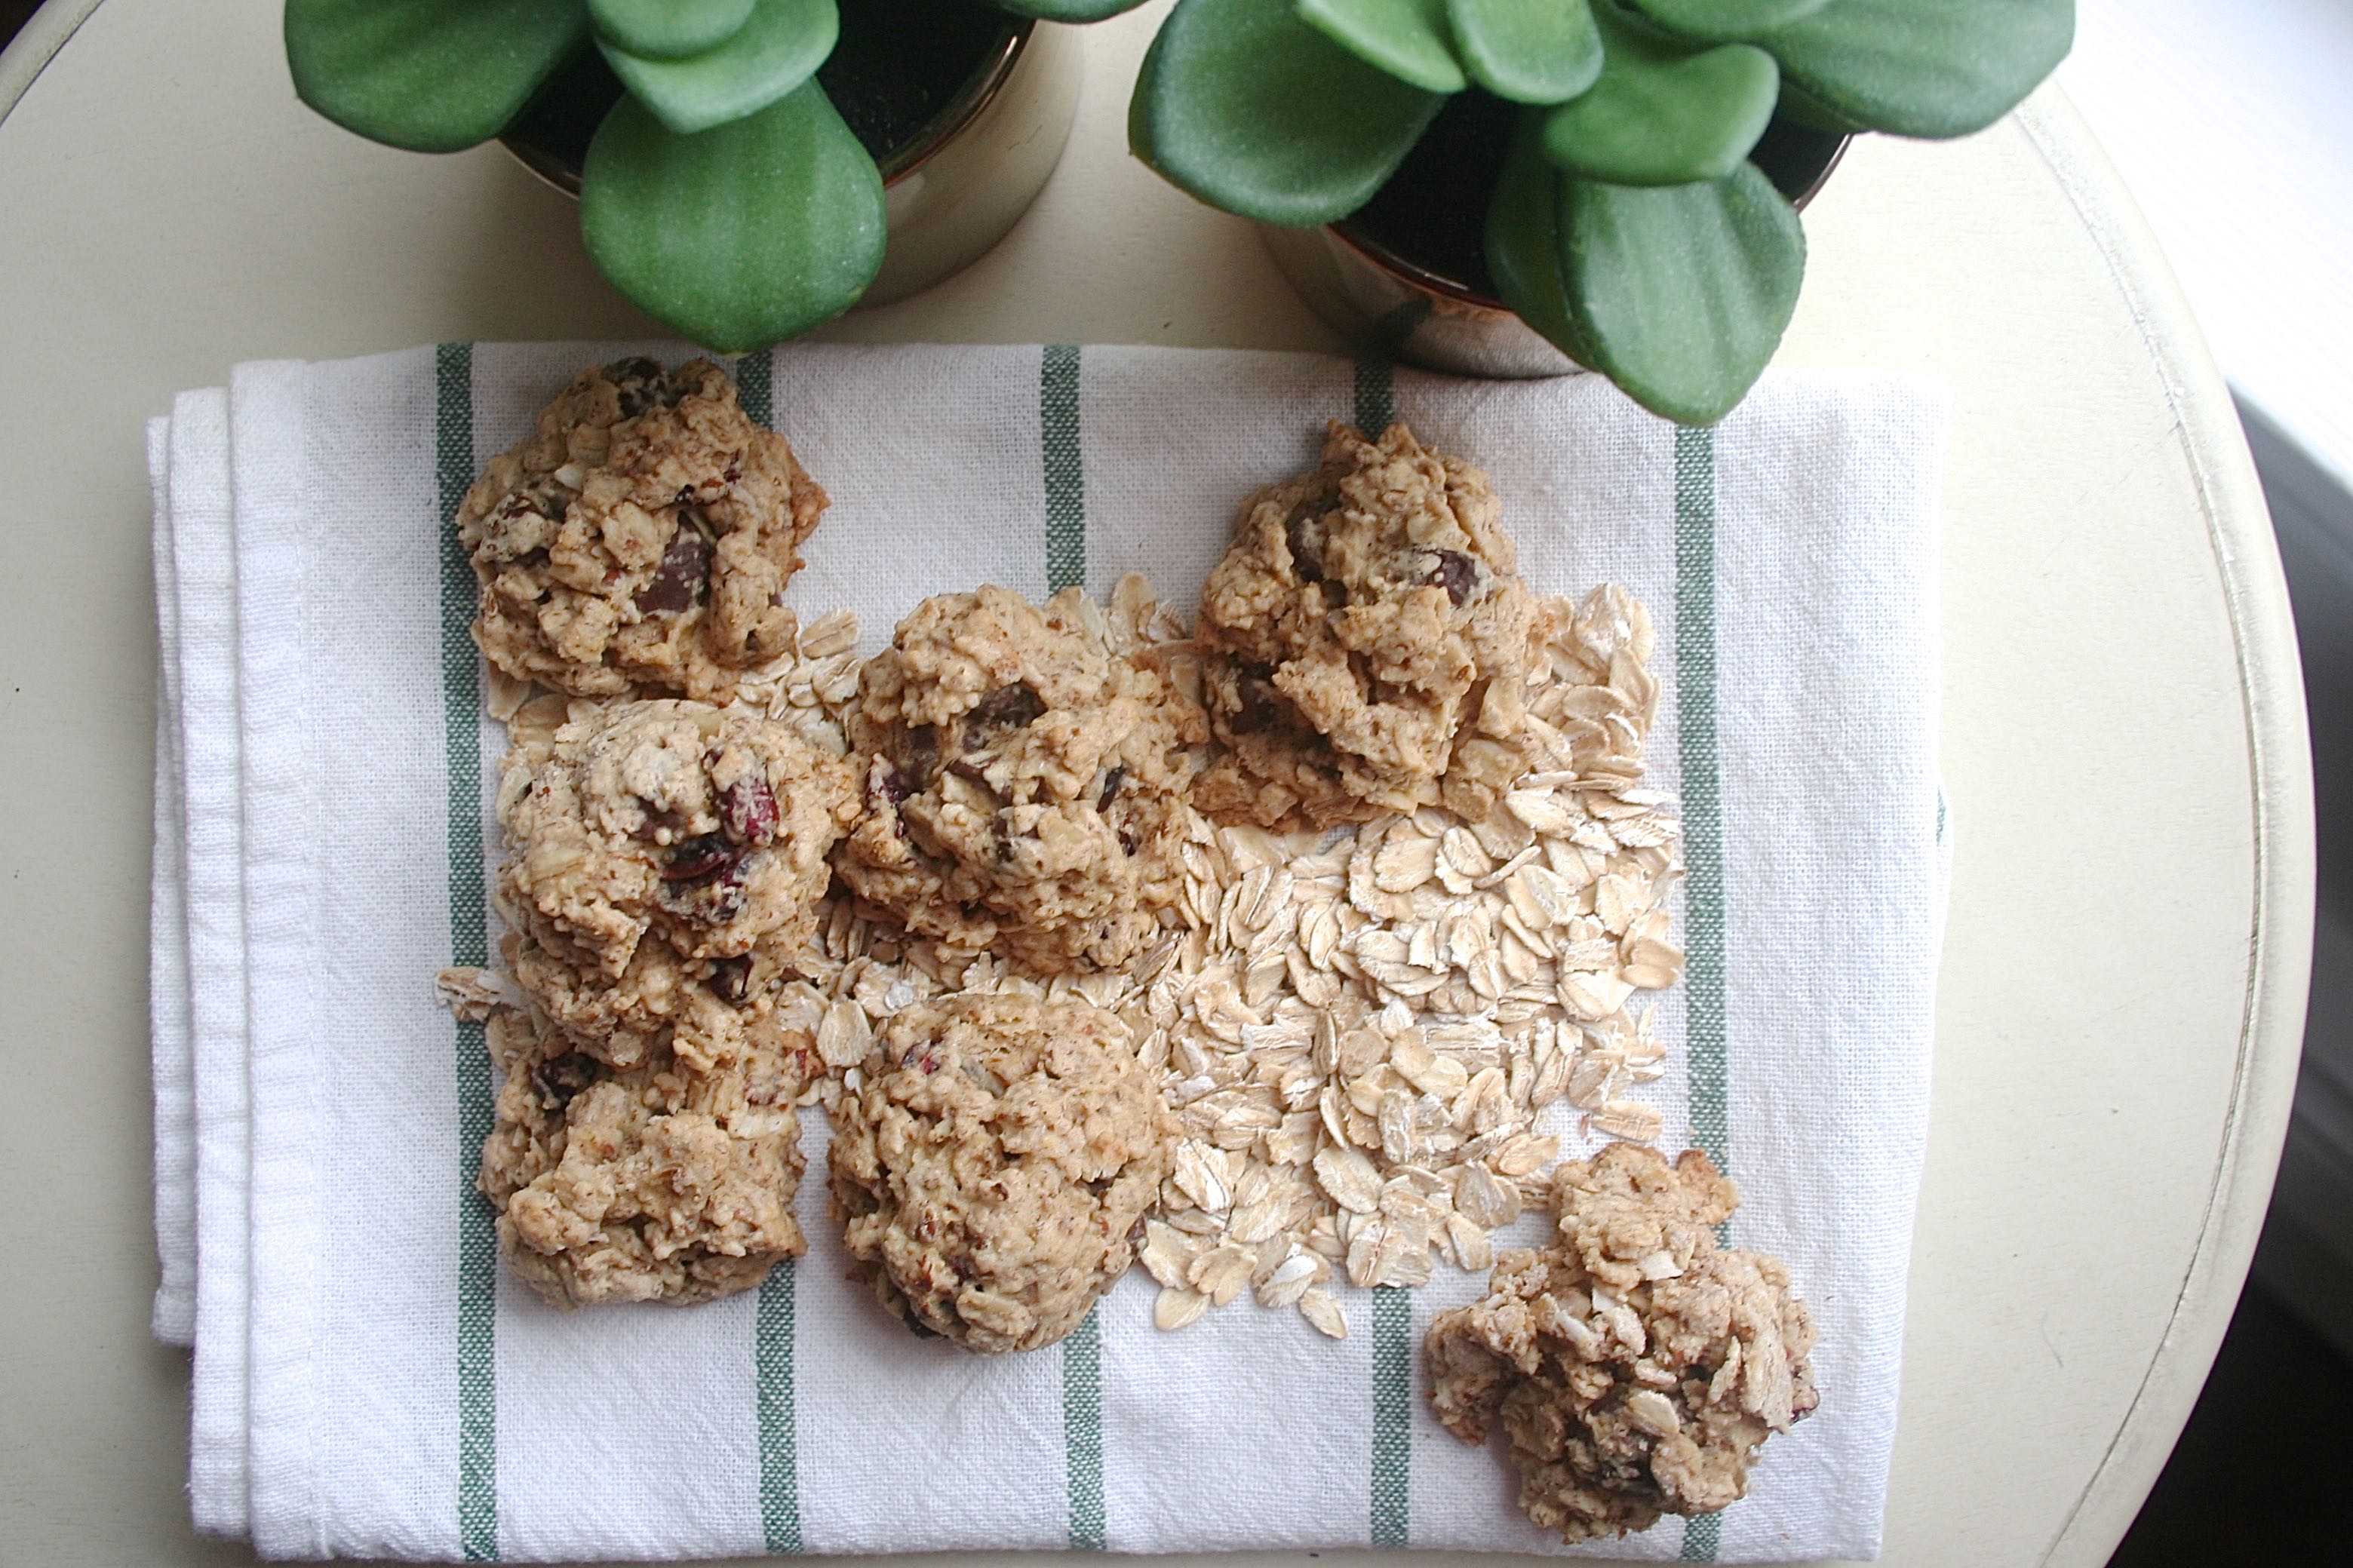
[499,9,1082,311]
[1260,103,1850,380]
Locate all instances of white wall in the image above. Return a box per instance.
[2063,0,2353,492]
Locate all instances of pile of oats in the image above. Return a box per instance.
[450,576,1685,1341]
[1111,578,1684,1337]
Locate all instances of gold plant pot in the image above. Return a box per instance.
[1260,115,1850,381]
[499,16,1083,314]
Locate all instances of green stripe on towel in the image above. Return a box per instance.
[1043,345,1086,596]
[1672,425,1728,1563]
[735,348,806,1557]
[1350,358,1415,1549]
[435,342,500,1563]
[1672,426,1731,1201]
[757,1263,803,1554]
[737,348,774,429]
[1354,359,1395,434]
[1063,1310,1106,1550]
[1680,1511,1724,1560]
[1370,1287,1413,1546]
[1040,343,1107,1548]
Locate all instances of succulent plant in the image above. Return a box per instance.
[1132,0,2075,424]
[285,0,1147,349]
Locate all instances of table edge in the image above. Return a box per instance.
[2014,87,2318,1568]
[0,0,103,124]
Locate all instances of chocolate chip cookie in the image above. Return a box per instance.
[1425,1144,1819,1544]
[828,995,1177,1353]
[458,357,825,701]
[496,698,856,1064]
[1194,422,1543,829]
[478,1004,809,1309]
[833,585,1203,974]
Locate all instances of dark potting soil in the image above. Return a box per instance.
[505,47,624,176]
[1339,92,1848,302]
[503,1,1018,176]
[1341,91,1518,299]
[823,0,1015,170]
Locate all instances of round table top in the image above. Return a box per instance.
[0,2,2315,1565]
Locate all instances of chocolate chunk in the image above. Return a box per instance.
[604,357,671,417]
[711,955,754,1004]
[708,871,748,922]
[719,775,779,845]
[966,682,1045,730]
[634,523,711,614]
[1229,674,1288,735]
[1427,549,1478,607]
[530,1052,598,1112]
[664,857,751,923]
[1284,500,1331,585]
[1097,766,1126,812]
[892,725,942,796]
[663,833,737,882]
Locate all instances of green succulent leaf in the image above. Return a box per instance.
[1627,0,1832,43]
[1560,162,1805,424]
[1541,4,1777,185]
[1131,0,1445,228]
[580,80,886,350]
[1773,77,1871,134]
[1445,0,1602,105]
[1483,116,1594,363]
[588,0,754,61]
[1759,0,2074,139]
[600,0,839,136]
[284,0,588,152]
[992,0,1153,17]
[1297,0,1467,94]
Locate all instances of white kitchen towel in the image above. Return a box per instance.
[157,384,268,1536]
[151,342,1948,1563]
[149,412,196,1348]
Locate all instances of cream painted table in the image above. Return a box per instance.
[0,2,2312,1564]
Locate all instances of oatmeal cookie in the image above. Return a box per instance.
[833,585,1203,974]
[1424,1144,1818,1545]
[478,1005,809,1308]
[828,995,1177,1353]
[502,928,803,1074]
[496,698,856,1062]
[1194,422,1543,828]
[459,357,825,701]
